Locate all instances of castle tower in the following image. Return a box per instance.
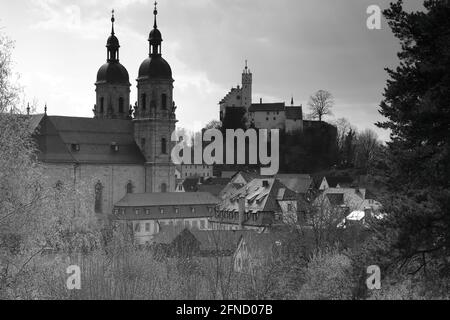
[94,10,131,119]
[134,3,177,193]
[241,60,252,110]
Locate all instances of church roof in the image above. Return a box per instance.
[33,115,145,164]
[115,192,219,207]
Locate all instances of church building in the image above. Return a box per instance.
[29,6,178,224]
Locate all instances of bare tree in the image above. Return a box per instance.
[307,90,334,122]
[354,128,381,170]
[334,118,354,150]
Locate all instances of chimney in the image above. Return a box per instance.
[260,98,263,104]
[238,196,246,230]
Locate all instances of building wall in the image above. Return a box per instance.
[180,164,213,178]
[249,111,286,130]
[285,119,303,133]
[42,163,145,224]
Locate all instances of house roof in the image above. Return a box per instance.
[197,184,226,197]
[183,177,201,192]
[326,176,354,188]
[115,192,219,207]
[217,178,297,214]
[203,177,231,186]
[326,193,345,206]
[153,227,249,252]
[33,115,145,164]
[275,174,312,194]
[152,226,187,244]
[248,103,285,112]
[221,171,238,178]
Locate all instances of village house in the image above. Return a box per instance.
[112,192,219,245]
[152,227,249,258]
[211,178,298,231]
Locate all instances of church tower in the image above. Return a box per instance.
[241,60,252,110]
[94,11,131,119]
[134,3,177,193]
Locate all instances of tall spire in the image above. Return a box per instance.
[153,2,158,29]
[106,10,120,62]
[149,2,163,56]
[111,9,115,35]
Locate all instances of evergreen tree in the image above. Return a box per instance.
[372,0,450,283]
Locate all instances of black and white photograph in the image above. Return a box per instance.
[0,0,449,304]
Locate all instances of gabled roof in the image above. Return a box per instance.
[218,178,297,213]
[197,184,226,197]
[153,227,249,252]
[326,193,345,206]
[249,103,285,112]
[325,176,354,188]
[33,115,145,164]
[276,174,312,194]
[115,192,219,207]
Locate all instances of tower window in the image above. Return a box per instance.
[126,181,133,194]
[94,182,103,214]
[141,138,146,148]
[100,97,105,113]
[161,138,167,154]
[161,94,167,110]
[141,94,147,110]
[161,183,167,193]
[119,97,124,113]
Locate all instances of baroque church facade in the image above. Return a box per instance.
[30,6,177,224]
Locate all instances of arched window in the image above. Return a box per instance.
[100,97,104,114]
[161,183,167,193]
[119,97,124,113]
[150,100,156,112]
[126,181,133,194]
[161,138,167,154]
[141,94,147,110]
[161,94,167,110]
[94,182,103,213]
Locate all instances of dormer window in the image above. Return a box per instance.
[71,144,80,152]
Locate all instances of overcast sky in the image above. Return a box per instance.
[0,0,425,141]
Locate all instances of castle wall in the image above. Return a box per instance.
[250,111,286,130]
